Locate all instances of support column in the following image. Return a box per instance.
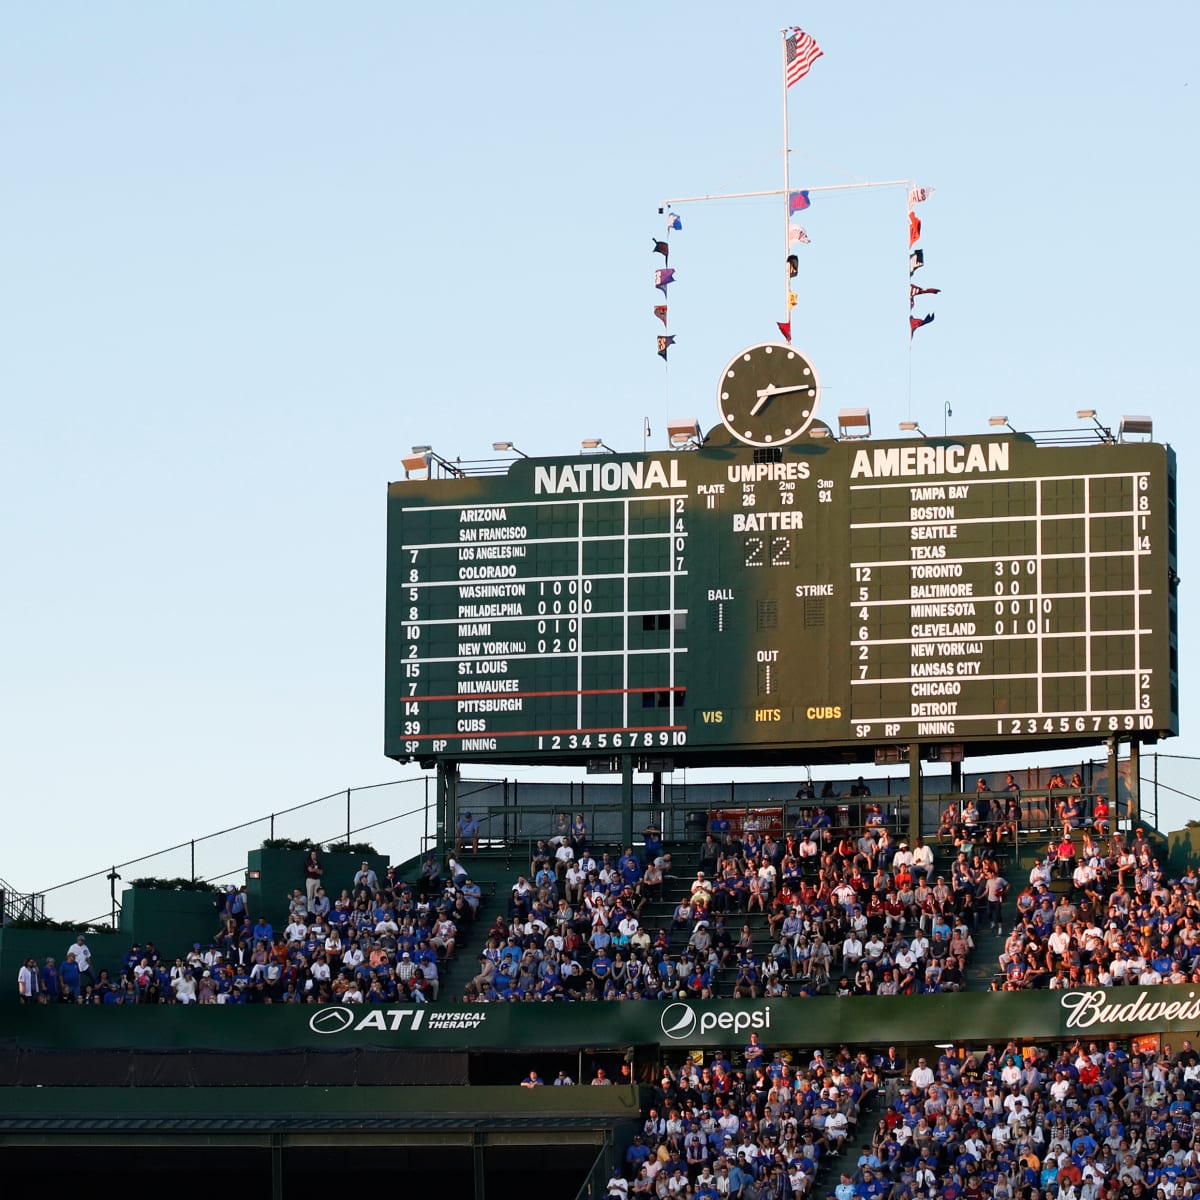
[908,743,922,846]
[621,756,635,847]
[1128,739,1141,828]
[473,1131,487,1200]
[1107,739,1121,828]
[270,1134,283,1200]
[438,760,458,850]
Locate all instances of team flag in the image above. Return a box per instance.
[910,312,935,337]
[908,185,936,205]
[667,211,682,231]
[787,291,798,310]
[776,321,792,342]
[657,335,677,360]
[789,190,811,213]
[653,238,670,259]
[787,254,799,278]
[788,224,810,245]
[653,305,669,326]
[909,285,941,309]
[785,28,823,87]
[909,211,922,247]
[655,268,676,295]
[908,249,924,276]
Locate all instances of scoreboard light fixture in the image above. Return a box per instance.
[1119,415,1153,443]
[580,438,616,453]
[492,441,529,458]
[837,408,871,440]
[408,445,464,478]
[809,424,834,439]
[1076,410,1116,444]
[989,416,1017,432]
[898,420,927,437]
[667,418,703,449]
[402,453,431,479]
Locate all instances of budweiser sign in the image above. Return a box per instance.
[1061,988,1200,1031]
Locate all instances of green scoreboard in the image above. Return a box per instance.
[386,432,1178,766]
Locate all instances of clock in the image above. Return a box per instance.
[716,342,821,447]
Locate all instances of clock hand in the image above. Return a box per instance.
[750,382,815,415]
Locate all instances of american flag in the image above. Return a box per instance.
[785,27,823,88]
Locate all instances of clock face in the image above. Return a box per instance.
[717,342,821,447]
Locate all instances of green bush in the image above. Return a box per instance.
[127,877,220,893]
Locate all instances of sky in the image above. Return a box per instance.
[4,3,1199,922]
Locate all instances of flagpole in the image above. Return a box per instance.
[781,28,792,322]
[660,180,916,208]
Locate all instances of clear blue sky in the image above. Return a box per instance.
[4,4,1198,921]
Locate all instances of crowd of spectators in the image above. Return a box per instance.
[608,1035,876,1197]
[993,821,1200,992]
[466,804,992,1003]
[855,1037,1200,1200]
[608,1035,1200,1200]
[21,857,481,1005]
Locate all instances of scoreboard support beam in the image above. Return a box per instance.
[437,760,458,853]
[1127,738,1141,827]
[1106,738,1119,831]
[621,756,634,848]
[907,743,922,848]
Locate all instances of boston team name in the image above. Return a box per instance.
[851,443,1009,479]
[534,460,687,495]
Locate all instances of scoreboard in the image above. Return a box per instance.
[385,432,1178,766]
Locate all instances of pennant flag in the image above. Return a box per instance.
[654,268,676,295]
[787,291,798,310]
[653,238,670,260]
[908,211,922,247]
[653,305,668,326]
[667,211,682,231]
[785,28,823,87]
[789,190,811,213]
[787,254,799,279]
[776,321,792,343]
[657,335,676,360]
[908,249,924,276]
[788,224,810,245]
[909,285,941,309]
[910,312,935,338]
[908,185,936,206]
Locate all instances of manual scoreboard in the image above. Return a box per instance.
[386,427,1177,767]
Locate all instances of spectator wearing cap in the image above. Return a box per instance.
[36,956,59,1002]
[352,861,378,893]
[455,810,481,855]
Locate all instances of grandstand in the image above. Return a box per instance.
[5,769,1200,1198]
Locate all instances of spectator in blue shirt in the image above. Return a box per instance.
[455,811,480,855]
